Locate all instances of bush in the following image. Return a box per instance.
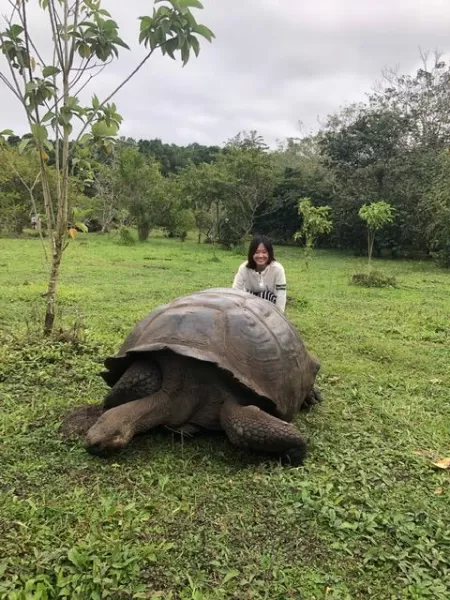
[117,226,136,246]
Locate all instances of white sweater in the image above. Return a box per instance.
[232,260,287,312]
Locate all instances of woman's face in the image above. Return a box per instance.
[253,243,269,269]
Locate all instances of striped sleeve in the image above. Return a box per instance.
[274,263,287,312]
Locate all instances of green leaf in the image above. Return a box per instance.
[149,31,158,51]
[163,37,179,59]
[91,120,119,137]
[78,43,91,58]
[43,139,54,152]
[0,129,14,137]
[113,37,130,50]
[177,31,187,49]
[79,133,92,145]
[67,548,84,568]
[59,110,72,125]
[193,24,214,42]
[41,111,55,122]
[30,123,48,143]
[181,43,190,66]
[18,137,31,154]
[42,65,60,77]
[179,0,204,9]
[139,16,153,28]
[9,24,24,37]
[188,34,200,57]
[75,222,89,233]
[222,569,240,584]
[139,29,149,45]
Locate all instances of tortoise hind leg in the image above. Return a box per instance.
[220,400,307,466]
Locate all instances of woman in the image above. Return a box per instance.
[232,235,287,312]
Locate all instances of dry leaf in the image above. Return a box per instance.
[434,487,444,495]
[328,376,341,384]
[413,449,429,456]
[429,378,442,384]
[431,457,450,470]
[68,227,78,239]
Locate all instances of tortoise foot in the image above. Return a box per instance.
[282,446,308,467]
[220,401,308,464]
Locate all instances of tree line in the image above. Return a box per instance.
[3,54,449,267]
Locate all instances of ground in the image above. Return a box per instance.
[0,232,449,599]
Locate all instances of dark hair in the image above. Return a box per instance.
[246,235,275,270]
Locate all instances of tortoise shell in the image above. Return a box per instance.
[101,288,319,421]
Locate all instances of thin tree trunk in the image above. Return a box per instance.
[44,0,72,336]
[44,234,63,334]
[368,230,374,271]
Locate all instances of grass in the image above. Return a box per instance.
[0,231,449,599]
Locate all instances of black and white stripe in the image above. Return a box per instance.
[251,290,277,304]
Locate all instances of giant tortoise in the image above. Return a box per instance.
[61,288,321,465]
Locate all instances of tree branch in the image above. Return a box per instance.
[10,0,46,67]
[67,0,80,71]
[47,0,64,68]
[74,44,162,144]
[0,70,22,101]
[70,62,108,98]
[7,154,48,261]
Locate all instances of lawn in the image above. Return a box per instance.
[0,232,449,599]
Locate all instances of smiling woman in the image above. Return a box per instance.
[232,234,287,312]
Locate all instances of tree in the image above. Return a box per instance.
[0,0,214,334]
[177,161,227,244]
[371,52,450,151]
[318,100,426,255]
[112,144,165,241]
[420,151,450,266]
[138,138,220,175]
[92,162,120,233]
[255,135,335,242]
[216,132,277,247]
[293,197,332,267]
[0,141,41,235]
[176,134,277,249]
[359,201,395,268]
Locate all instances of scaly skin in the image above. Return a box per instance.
[62,351,313,465]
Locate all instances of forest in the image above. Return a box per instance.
[2,54,450,267]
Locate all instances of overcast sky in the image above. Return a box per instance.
[1,0,449,147]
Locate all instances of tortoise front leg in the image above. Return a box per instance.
[220,400,307,466]
[84,390,172,455]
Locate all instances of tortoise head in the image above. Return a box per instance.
[310,353,320,377]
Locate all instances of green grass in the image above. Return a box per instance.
[0,231,449,600]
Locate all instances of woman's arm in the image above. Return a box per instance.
[274,264,287,312]
[232,263,248,291]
